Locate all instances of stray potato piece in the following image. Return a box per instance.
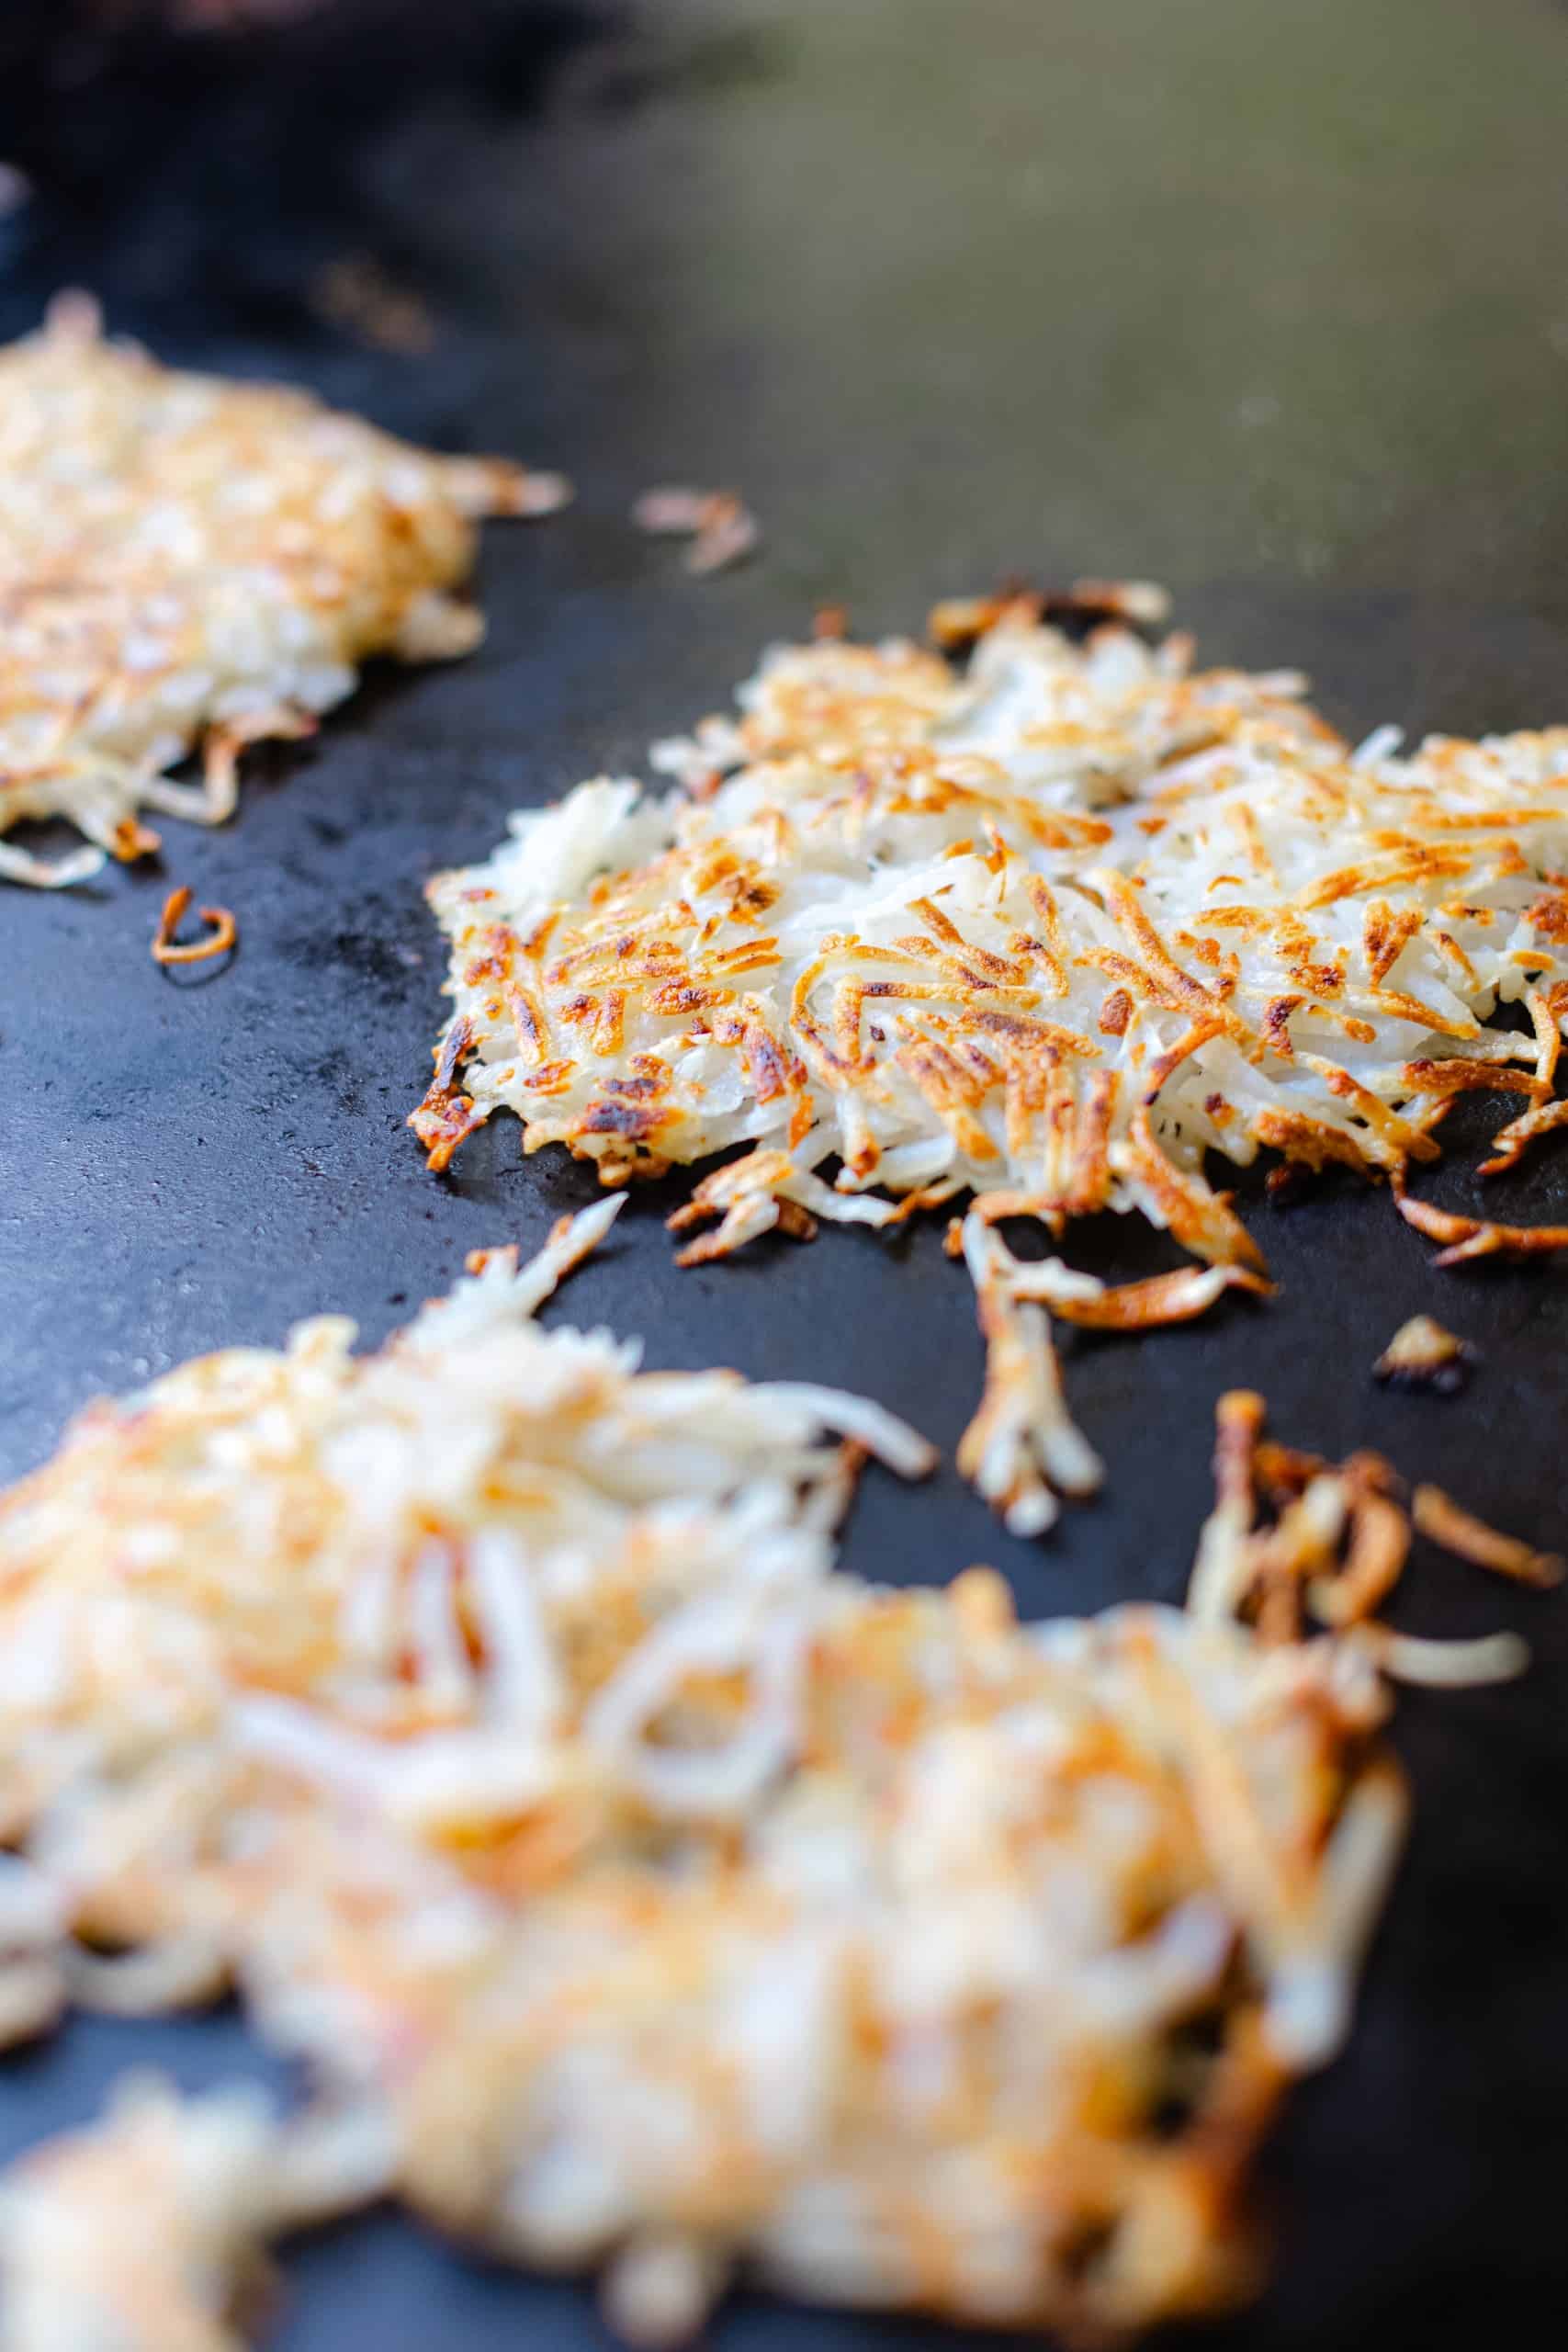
[1372,1314,1476,1396]
[632,485,761,573]
[151,884,238,968]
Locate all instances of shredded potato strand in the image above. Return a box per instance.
[1187,1389,1552,1648]
[151,884,237,967]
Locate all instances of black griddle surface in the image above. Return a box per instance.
[3,2,1568,2345]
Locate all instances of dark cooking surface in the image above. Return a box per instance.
[3,0,1568,2343]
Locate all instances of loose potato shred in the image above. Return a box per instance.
[632,485,761,574]
[1410,1483,1563,1589]
[1187,1389,1555,1652]
[0,1211,1549,2347]
[1372,1314,1475,1394]
[1391,1164,1568,1266]
[151,883,237,967]
[416,596,1568,1526]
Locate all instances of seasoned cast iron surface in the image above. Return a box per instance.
[2,1,1566,2343]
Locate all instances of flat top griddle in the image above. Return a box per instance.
[2,2,1567,2344]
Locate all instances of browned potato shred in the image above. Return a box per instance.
[1410,1484,1563,1588]
[1189,1390,1551,1672]
[632,486,761,573]
[150,883,237,967]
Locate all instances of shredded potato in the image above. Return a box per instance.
[415,599,1568,1524]
[0,2080,391,2352]
[1372,1313,1475,1394]
[0,1209,1546,2347]
[632,486,761,574]
[0,294,568,888]
[151,883,238,967]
